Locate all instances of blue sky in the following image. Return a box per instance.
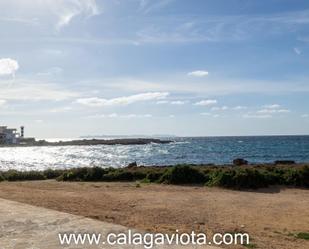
[0,0,309,138]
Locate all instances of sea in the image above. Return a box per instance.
[0,136,309,171]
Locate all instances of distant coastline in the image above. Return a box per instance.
[80,134,177,139]
[79,134,309,139]
[0,138,172,147]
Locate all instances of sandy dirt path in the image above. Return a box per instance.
[0,198,220,249]
[0,181,308,249]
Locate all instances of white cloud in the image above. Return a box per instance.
[76,92,169,107]
[211,106,228,111]
[170,100,186,105]
[42,49,64,56]
[156,100,186,105]
[76,97,107,107]
[0,99,6,107]
[0,58,19,76]
[200,112,220,118]
[0,17,39,26]
[156,100,169,104]
[277,109,290,113]
[0,0,100,30]
[139,0,175,14]
[194,99,217,106]
[108,113,118,118]
[243,114,272,119]
[36,67,63,77]
[294,47,301,55]
[0,79,78,101]
[258,104,290,114]
[136,9,309,45]
[53,0,99,29]
[257,109,290,114]
[86,113,153,119]
[187,70,209,77]
[252,104,291,116]
[128,113,152,118]
[50,106,73,113]
[232,106,247,110]
[263,104,281,109]
[200,105,244,111]
[241,104,290,119]
[93,77,309,96]
[301,114,309,118]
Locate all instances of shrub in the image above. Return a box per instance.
[145,171,164,182]
[298,166,309,187]
[159,165,206,184]
[84,167,109,181]
[61,168,88,181]
[131,171,148,180]
[3,170,46,181]
[103,170,134,181]
[283,166,309,187]
[207,169,235,187]
[208,168,269,189]
[263,167,285,185]
[283,168,300,186]
[60,167,110,181]
[233,168,268,189]
[102,169,148,182]
[43,169,66,179]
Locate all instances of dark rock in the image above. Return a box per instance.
[127,161,137,168]
[274,160,295,165]
[233,158,248,166]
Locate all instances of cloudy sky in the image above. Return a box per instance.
[1,0,309,138]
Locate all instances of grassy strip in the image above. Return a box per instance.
[295,232,309,240]
[0,164,308,189]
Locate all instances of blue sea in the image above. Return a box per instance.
[0,136,308,171]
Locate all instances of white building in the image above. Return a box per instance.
[0,126,20,144]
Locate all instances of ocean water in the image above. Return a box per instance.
[0,136,308,171]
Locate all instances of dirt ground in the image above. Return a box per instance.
[0,181,308,249]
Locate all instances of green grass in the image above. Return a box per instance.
[295,232,309,240]
[0,164,308,189]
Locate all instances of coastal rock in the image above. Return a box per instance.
[274,160,295,165]
[233,158,248,166]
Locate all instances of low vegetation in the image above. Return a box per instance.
[0,164,308,189]
[295,232,309,240]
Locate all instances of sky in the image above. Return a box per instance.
[0,0,309,138]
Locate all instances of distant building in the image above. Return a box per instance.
[0,125,37,145]
[0,126,21,144]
